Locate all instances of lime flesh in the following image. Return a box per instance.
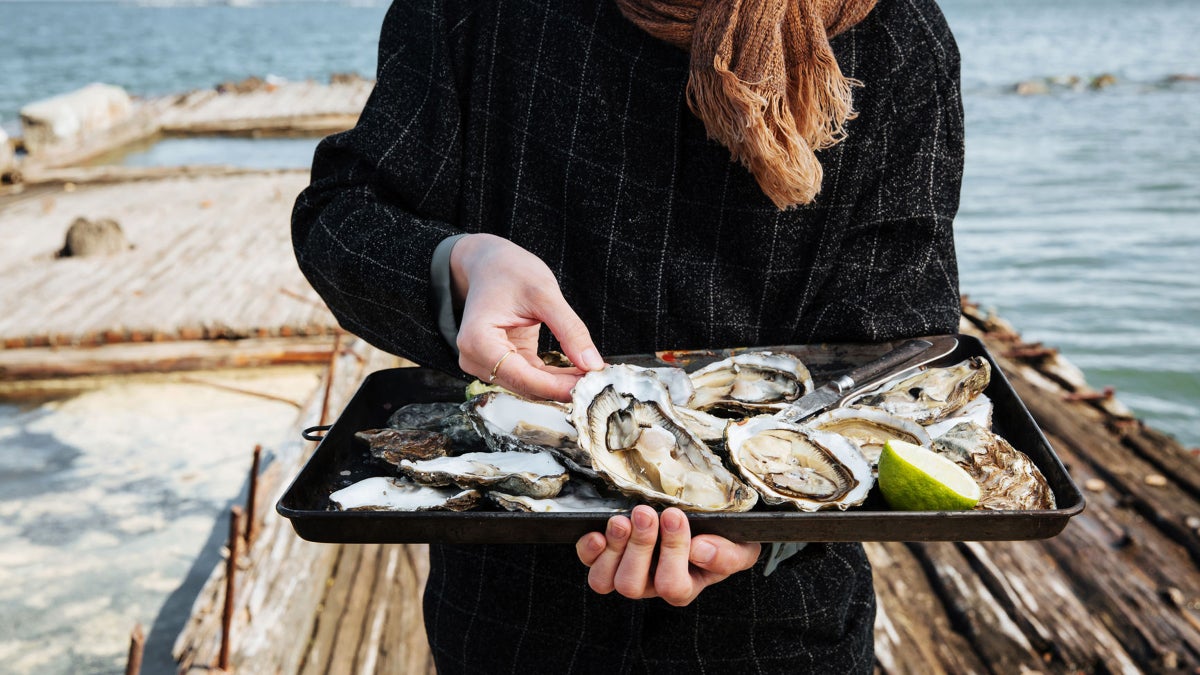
[878,439,981,511]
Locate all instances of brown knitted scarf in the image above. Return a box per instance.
[616,0,877,209]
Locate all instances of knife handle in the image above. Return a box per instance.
[831,338,936,397]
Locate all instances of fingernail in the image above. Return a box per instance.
[692,542,716,564]
[607,518,628,539]
[632,508,653,530]
[588,537,604,553]
[580,347,604,371]
[662,510,681,533]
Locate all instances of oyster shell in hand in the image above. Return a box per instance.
[571,365,758,512]
[725,416,874,511]
[932,422,1056,510]
[688,352,814,416]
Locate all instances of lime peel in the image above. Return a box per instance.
[878,439,981,511]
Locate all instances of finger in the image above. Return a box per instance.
[587,516,631,595]
[689,536,763,579]
[532,289,604,372]
[575,532,606,568]
[613,505,659,599]
[653,508,697,606]
[459,335,581,401]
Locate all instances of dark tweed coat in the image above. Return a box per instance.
[293,0,963,671]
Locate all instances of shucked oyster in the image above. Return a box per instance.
[570,365,757,512]
[853,357,991,425]
[803,407,931,472]
[464,390,598,477]
[688,352,814,416]
[398,450,569,499]
[488,482,633,513]
[932,422,1056,510]
[330,476,481,512]
[725,416,874,511]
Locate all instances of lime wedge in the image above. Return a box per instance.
[878,439,981,511]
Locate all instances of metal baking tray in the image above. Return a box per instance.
[277,334,1084,543]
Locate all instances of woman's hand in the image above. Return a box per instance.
[449,233,604,401]
[575,505,762,606]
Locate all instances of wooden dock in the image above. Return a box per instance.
[168,301,1200,674]
[0,170,337,351]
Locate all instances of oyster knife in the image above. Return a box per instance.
[776,336,959,424]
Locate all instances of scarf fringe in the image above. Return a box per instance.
[687,61,859,209]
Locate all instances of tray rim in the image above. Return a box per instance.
[276,333,1086,543]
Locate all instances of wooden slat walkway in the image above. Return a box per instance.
[0,170,337,347]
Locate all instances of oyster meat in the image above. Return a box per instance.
[925,393,994,438]
[398,450,569,499]
[571,365,758,512]
[803,407,931,472]
[932,422,1056,510]
[853,357,991,425]
[688,352,814,416]
[330,476,481,511]
[725,416,874,511]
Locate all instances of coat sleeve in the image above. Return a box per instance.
[805,6,966,343]
[292,0,466,374]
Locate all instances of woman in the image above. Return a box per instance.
[293,0,963,671]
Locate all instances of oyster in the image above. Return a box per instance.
[803,407,931,471]
[725,416,874,511]
[925,393,994,438]
[355,428,450,465]
[465,390,596,477]
[330,476,481,511]
[398,450,569,499]
[673,406,730,443]
[387,401,486,452]
[853,357,991,425]
[570,365,758,512]
[932,422,1056,510]
[688,352,814,415]
[489,482,633,513]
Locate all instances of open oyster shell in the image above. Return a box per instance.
[687,352,814,416]
[803,407,931,472]
[853,357,991,425]
[570,365,758,512]
[330,476,481,512]
[725,416,874,511]
[464,390,595,477]
[932,422,1056,510]
[398,450,569,499]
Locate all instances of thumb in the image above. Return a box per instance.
[536,290,604,372]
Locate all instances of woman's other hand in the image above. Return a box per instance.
[449,233,604,401]
[575,506,762,606]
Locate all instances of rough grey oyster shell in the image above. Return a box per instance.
[932,422,1056,510]
[355,428,450,465]
[387,401,486,452]
[725,415,874,511]
[570,365,757,512]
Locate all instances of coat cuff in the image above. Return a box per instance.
[430,233,470,355]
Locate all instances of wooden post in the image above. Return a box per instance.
[220,506,244,672]
[125,623,145,675]
[245,445,262,545]
[319,332,342,426]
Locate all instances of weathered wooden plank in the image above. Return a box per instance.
[867,542,989,675]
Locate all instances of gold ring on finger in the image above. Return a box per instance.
[489,349,516,384]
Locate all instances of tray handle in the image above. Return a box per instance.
[302,424,332,442]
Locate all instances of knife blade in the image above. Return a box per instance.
[776,335,959,424]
